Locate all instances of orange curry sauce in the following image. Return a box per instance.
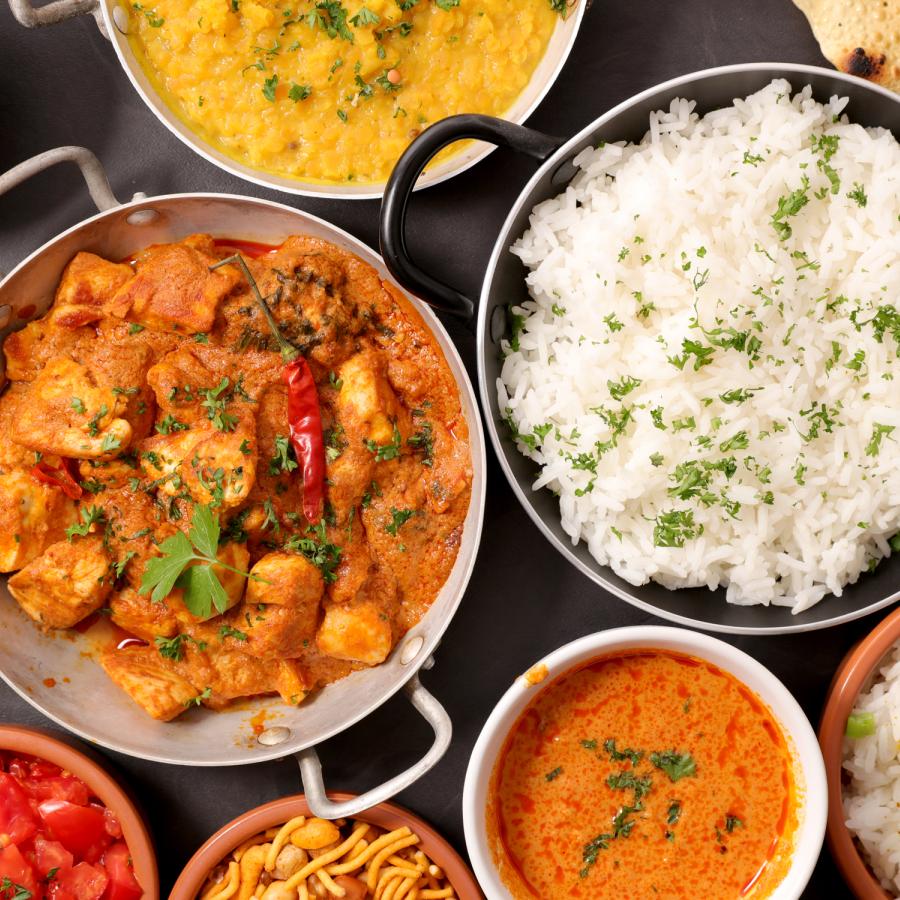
[487,650,798,900]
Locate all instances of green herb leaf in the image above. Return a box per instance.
[650,750,697,782]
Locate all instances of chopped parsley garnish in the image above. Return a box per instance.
[285,520,342,583]
[668,338,715,372]
[667,801,682,825]
[604,739,643,766]
[718,431,749,452]
[365,424,402,461]
[653,509,699,548]
[650,750,697,782]
[847,182,868,208]
[770,176,810,241]
[725,814,743,833]
[866,423,895,457]
[607,375,642,401]
[545,766,563,782]
[306,0,353,41]
[606,771,652,802]
[260,75,278,102]
[199,377,240,432]
[65,505,105,541]
[156,414,189,435]
[719,387,758,404]
[289,82,312,102]
[350,5,379,25]
[183,686,212,708]
[407,421,434,466]
[219,624,248,642]
[269,434,299,475]
[603,313,624,333]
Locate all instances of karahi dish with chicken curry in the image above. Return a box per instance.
[0,234,472,722]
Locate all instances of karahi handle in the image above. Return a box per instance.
[295,669,452,820]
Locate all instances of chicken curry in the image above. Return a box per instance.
[487,650,798,899]
[0,234,471,721]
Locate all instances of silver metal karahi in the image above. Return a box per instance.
[0,148,487,819]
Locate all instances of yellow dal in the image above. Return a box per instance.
[127,0,563,184]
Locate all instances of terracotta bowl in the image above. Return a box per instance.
[0,723,159,899]
[170,792,483,900]
[819,605,900,899]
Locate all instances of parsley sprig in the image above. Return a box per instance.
[139,505,260,618]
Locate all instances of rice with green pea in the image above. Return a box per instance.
[842,642,900,892]
[499,79,900,612]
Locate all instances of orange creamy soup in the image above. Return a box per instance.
[487,649,798,899]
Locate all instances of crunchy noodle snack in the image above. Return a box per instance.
[199,815,457,900]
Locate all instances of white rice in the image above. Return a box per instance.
[498,79,900,612]
[843,642,900,893]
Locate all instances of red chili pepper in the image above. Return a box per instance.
[284,358,325,525]
[210,253,326,526]
[30,460,83,500]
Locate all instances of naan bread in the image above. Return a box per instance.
[793,0,900,93]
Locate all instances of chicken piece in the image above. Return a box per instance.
[139,420,256,509]
[218,236,370,368]
[337,350,404,448]
[49,252,134,329]
[3,319,91,383]
[165,540,251,625]
[146,343,273,421]
[326,517,373,606]
[108,240,239,335]
[6,359,132,459]
[0,468,78,571]
[273,659,310,706]
[173,643,277,709]
[236,552,323,658]
[8,535,112,629]
[109,588,178,642]
[316,601,393,665]
[100,646,199,721]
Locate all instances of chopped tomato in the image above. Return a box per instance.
[102,809,122,840]
[0,843,39,896]
[48,862,108,900]
[33,838,73,879]
[21,776,89,807]
[0,773,38,846]
[102,843,142,900]
[27,761,61,780]
[37,801,110,862]
[5,760,29,782]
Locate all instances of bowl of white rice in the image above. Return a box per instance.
[820,605,900,898]
[381,62,900,634]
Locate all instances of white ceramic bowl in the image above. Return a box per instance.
[463,626,827,900]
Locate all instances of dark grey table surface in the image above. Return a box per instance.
[0,0,878,896]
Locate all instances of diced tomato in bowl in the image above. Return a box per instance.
[0,746,149,899]
[102,844,143,900]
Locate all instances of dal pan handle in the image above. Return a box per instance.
[380,114,565,324]
[295,670,452,820]
[8,0,101,28]
[0,147,119,212]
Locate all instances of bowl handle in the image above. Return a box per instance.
[8,0,103,29]
[0,146,119,212]
[0,147,121,279]
[295,668,451,820]
[380,114,565,324]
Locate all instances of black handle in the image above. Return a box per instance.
[379,114,566,324]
